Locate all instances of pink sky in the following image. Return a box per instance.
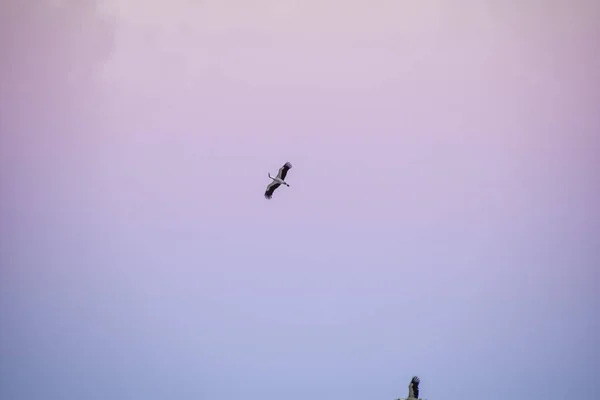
[1,1,599,399]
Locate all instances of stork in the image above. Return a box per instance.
[264,162,292,199]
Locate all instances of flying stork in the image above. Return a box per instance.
[264,162,292,199]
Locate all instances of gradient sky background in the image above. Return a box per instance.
[1,1,599,400]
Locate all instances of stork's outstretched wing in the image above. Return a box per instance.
[277,162,292,180]
[264,181,281,199]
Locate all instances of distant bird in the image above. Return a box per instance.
[408,376,420,399]
[265,162,292,199]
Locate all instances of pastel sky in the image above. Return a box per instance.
[1,1,599,400]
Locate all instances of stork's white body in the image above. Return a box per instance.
[268,173,289,186]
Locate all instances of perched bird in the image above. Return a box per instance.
[408,376,420,399]
[264,162,292,199]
